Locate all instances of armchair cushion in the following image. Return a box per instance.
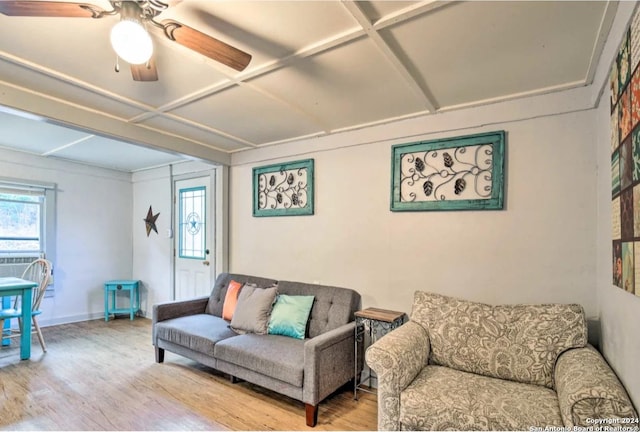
[410,291,587,388]
[401,366,563,431]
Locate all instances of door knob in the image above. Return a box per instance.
[203,261,210,266]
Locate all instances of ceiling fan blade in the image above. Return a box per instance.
[131,58,158,82]
[0,1,105,17]
[161,20,251,72]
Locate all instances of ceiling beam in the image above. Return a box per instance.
[42,135,94,156]
[340,0,438,112]
[158,111,260,148]
[0,50,155,114]
[0,80,231,165]
[374,0,457,31]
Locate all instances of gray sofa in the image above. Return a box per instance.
[152,273,361,427]
[366,291,638,431]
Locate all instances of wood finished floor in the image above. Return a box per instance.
[0,318,377,431]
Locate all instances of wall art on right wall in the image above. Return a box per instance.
[390,130,505,212]
[610,8,640,297]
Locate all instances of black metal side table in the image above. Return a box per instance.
[354,307,406,400]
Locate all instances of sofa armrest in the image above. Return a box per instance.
[152,296,210,343]
[555,344,638,428]
[303,321,356,406]
[365,321,430,431]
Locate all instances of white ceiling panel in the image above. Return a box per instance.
[382,1,609,108]
[161,1,359,61]
[0,110,89,154]
[251,37,428,131]
[140,114,251,152]
[357,1,419,22]
[170,85,324,145]
[50,134,187,172]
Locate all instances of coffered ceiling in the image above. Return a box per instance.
[0,1,619,171]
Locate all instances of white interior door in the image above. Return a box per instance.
[174,176,213,300]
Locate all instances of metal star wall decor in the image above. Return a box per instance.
[144,206,160,237]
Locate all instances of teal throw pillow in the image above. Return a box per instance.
[268,294,315,339]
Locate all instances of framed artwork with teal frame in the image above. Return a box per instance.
[253,159,314,217]
[391,131,505,211]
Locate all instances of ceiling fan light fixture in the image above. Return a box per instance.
[110,6,153,65]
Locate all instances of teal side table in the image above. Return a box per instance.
[104,280,140,321]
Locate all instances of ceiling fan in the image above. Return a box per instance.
[0,0,252,81]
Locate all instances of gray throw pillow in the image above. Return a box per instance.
[230,284,278,334]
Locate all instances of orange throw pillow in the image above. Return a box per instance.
[222,280,243,321]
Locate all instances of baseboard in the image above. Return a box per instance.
[6,311,149,329]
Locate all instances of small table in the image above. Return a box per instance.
[104,280,140,321]
[0,277,37,360]
[354,307,406,399]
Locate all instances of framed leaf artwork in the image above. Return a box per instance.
[253,159,314,217]
[391,131,506,211]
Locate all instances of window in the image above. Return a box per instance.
[0,193,42,253]
[178,186,206,259]
[0,178,56,294]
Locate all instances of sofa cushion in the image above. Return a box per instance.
[277,280,360,338]
[155,314,237,356]
[214,334,305,387]
[411,291,587,388]
[206,273,279,317]
[268,294,315,339]
[400,365,563,431]
[230,285,278,335]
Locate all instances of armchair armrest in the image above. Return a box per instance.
[555,345,638,428]
[365,321,430,431]
[303,321,357,406]
[152,296,210,343]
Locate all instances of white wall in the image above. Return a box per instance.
[131,166,172,316]
[131,161,221,317]
[229,107,599,317]
[0,148,132,325]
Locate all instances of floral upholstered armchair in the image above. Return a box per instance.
[366,292,638,431]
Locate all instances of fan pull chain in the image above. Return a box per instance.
[114,55,120,73]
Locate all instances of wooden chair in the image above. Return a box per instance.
[0,259,52,352]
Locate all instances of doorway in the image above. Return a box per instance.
[173,175,213,300]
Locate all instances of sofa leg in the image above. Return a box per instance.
[305,403,318,427]
[229,375,240,384]
[155,347,164,363]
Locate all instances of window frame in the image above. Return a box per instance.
[0,177,56,294]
